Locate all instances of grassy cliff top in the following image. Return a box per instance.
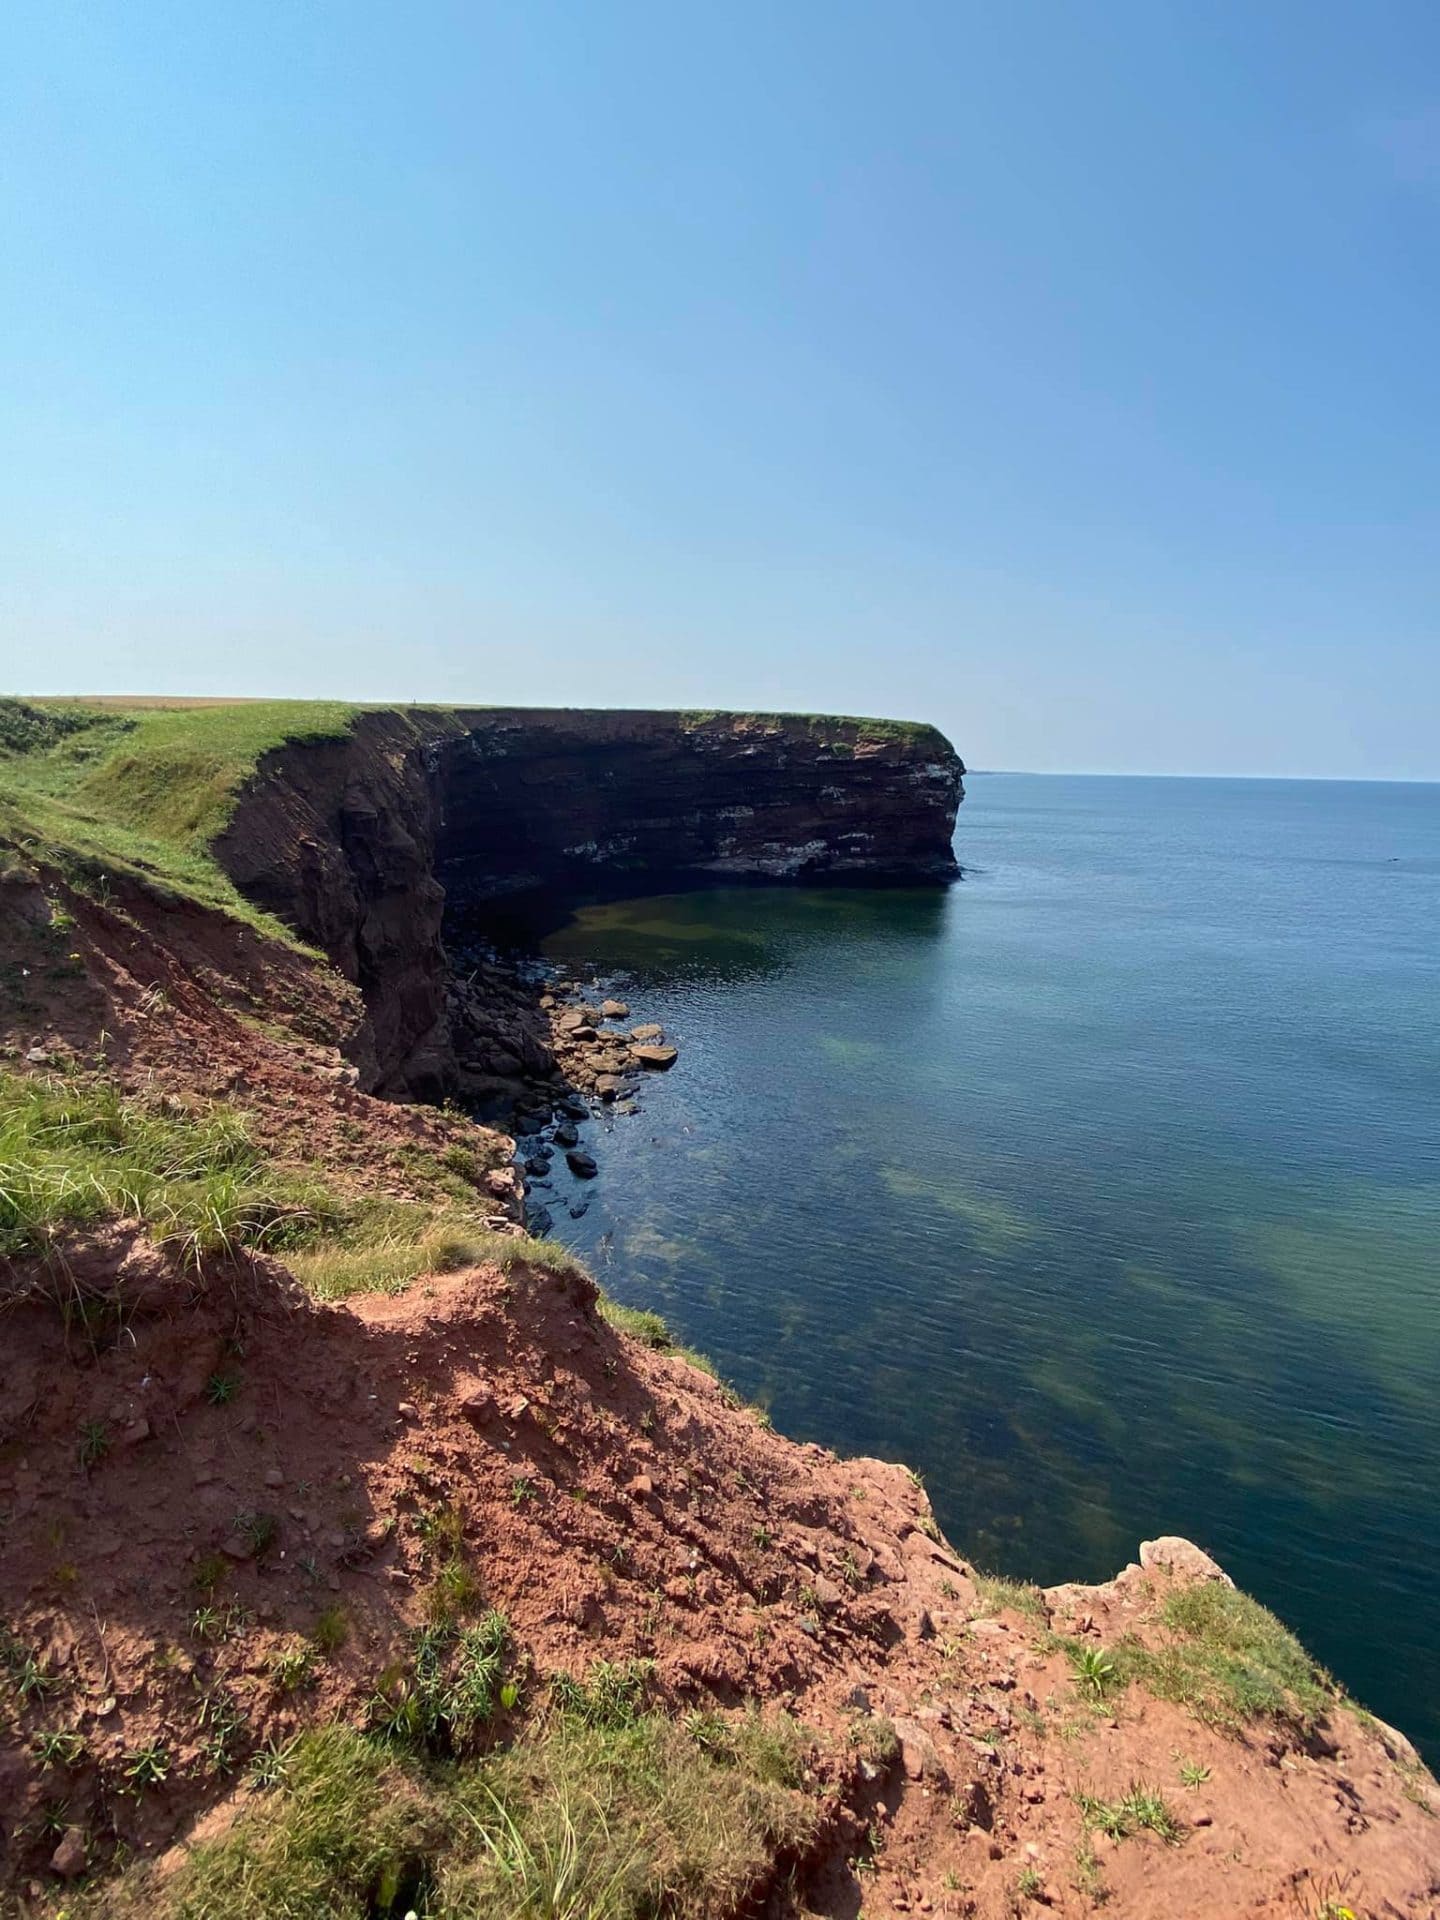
[0,698,359,933]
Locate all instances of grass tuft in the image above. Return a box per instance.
[974,1571,1048,1621]
[1077,1781,1184,1844]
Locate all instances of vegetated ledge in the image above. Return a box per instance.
[211,706,966,1099]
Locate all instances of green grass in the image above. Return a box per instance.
[370,1612,512,1756]
[87,1702,818,1920]
[0,1066,581,1306]
[0,1068,341,1271]
[973,1572,1048,1621]
[597,1295,719,1377]
[1076,1781,1184,1845]
[549,1660,653,1733]
[0,696,359,937]
[1115,1582,1339,1733]
[288,1221,582,1302]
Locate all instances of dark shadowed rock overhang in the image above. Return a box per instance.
[215,707,964,1097]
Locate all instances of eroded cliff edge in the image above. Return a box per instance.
[213,707,964,1098]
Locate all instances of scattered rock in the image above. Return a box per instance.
[630,1023,664,1042]
[566,1148,599,1178]
[892,1716,947,1784]
[601,999,630,1018]
[1139,1536,1234,1585]
[49,1828,87,1879]
[631,1044,678,1070]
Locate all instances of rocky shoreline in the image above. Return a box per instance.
[444,937,681,1234]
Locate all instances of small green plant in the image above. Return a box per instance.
[35,1798,71,1842]
[848,1713,900,1767]
[1077,1781,1184,1845]
[201,1730,238,1776]
[1071,1840,1107,1901]
[752,1524,774,1550]
[1017,1864,1045,1899]
[1071,1644,1118,1700]
[1177,1756,1212,1789]
[206,1372,240,1405]
[549,1658,652,1732]
[0,1632,59,1703]
[191,1550,227,1594]
[191,1605,223,1642]
[426,1555,481,1626]
[974,1571,1047,1621]
[233,1509,279,1557]
[368,1611,512,1757]
[77,1419,109,1469]
[311,1606,348,1655]
[123,1742,171,1791]
[510,1476,535,1508]
[444,1612,510,1745]
[416,1502,465,1552]
[246,1740,290,1791]
[683,1709,733,1760]
[270,1640,315,1693]
[32,1729,87,1769]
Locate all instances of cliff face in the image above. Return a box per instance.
[214,707,964,1098]
[436,708,962,896]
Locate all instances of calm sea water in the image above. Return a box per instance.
[512,776,1440,1757]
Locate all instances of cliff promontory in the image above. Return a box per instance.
[213,706,964,1096]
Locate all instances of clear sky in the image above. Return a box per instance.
[2,3,1436,776]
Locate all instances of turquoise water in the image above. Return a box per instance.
[520,776,1440,1756]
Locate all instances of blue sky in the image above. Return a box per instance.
[2,2,1436,775]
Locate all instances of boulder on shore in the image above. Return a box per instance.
[632,1043,678,1070]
